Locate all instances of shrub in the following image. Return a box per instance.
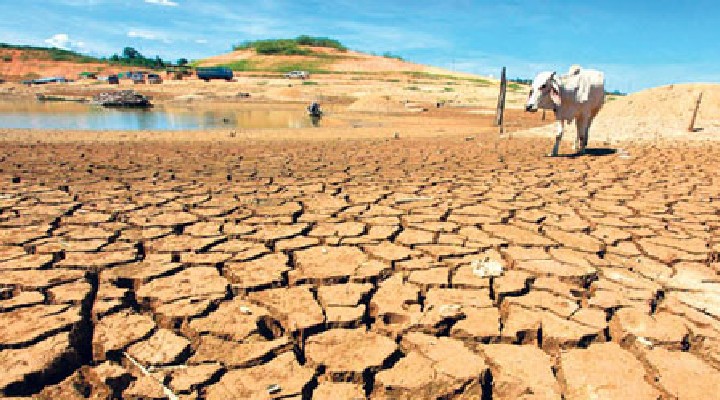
[382,52,403,61]
[232,36,347,54]
[234,39,310,55]
[255,39,310,55]
[302,81,318,85]
[295,35,346,51]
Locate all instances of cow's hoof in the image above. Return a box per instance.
[546,153,558,157]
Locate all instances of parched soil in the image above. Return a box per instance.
[1,135,719,399]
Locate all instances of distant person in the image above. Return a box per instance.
[308,102,321,116]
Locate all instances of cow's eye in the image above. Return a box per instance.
[540,84,547,90]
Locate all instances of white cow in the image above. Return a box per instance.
[525,66,605,156]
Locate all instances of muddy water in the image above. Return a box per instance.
[0,101,319,130]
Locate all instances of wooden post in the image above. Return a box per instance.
[496,67,507,135]
[688,92,703,132]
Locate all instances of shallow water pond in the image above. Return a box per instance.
[0,101,319,130]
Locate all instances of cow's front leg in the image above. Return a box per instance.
[550,120,564,157]
[583,116,595,150]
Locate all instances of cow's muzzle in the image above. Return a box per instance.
[525,105,537,112]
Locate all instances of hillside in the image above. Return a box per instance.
[198,45,484,79]
[0,44,116,81]
[0,44,175,82]
[0,37,500,84]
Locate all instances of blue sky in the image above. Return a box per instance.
[1,0,718,92]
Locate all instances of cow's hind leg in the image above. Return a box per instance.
[550,120,564,157]
[575,115,588,155]
[584,107,600,149]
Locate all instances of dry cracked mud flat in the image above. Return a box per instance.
[0,137,719,399]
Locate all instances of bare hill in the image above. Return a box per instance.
[198,46,484,79]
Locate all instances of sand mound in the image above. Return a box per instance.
[348,94,423,113]
[262,86,307,102]
[515,83,720,143]
[592,83,720,141]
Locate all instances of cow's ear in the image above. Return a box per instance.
[550,82,561,106]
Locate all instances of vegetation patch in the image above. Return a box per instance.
[302,81,318,85]
[0,43,100,63]
[606,90,626,96]
[403,71,496,86]
[220,59,257,71]
[267,60,332,74]
[382,52,404,61]
[294,35,347,51]
[469,78,493,85]
[509,77,532,85]
[508,83,523,92]
[233,36,347,55]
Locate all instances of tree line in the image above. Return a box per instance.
[108,47,187,68]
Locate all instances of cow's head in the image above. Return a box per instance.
[525,71,561,112]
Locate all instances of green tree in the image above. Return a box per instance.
[176,58,188,66]
[123,47,140,59]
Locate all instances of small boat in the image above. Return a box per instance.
[35,93,88,103]
[91,90,153,108]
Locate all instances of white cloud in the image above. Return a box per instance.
[145,0,178,6]
[195,39,208,44]
[127,30,157,40]
[127,29,172,43]
[44,33,85,50]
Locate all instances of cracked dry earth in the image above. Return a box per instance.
[1,138,720,399]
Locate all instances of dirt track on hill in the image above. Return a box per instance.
[0,136,719,399]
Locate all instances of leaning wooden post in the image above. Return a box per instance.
[688,92,703,132]
[496,67,507,135]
